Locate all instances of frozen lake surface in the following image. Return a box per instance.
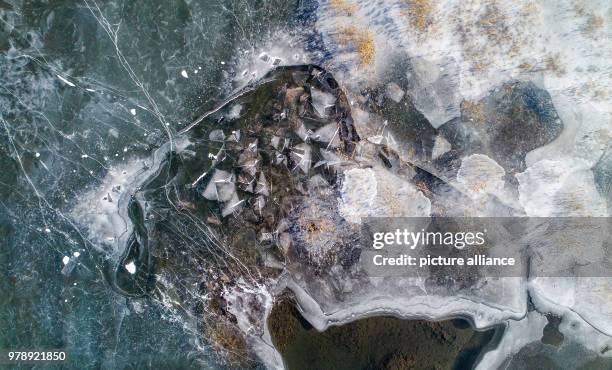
[1,0,611,368]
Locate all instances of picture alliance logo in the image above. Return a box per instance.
[371,229,487,250]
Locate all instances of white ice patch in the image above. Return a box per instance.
[203,169,236,202]
[338,166,431,224]
[516,159,608,217]
[71,159,146,248]
[311,88,337,118]
[476,311,548,370]
[56,74,76,87]
[226,104,242,120]
[124,261,136,274]
[231,32,309,89]
[431,135,451,159]
[366,135,384,145]
[456,154,505,200]
[180,70,188,78]
[71,139,192,251]
[385,82,405,103]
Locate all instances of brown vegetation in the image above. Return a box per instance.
[204,318,256,368]
[330,0,357,16]
[402,0,435,33]
[462,100,487,124]
[337,26,376,66]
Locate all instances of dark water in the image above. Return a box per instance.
[268,299,499,370]
[0,0,300,368]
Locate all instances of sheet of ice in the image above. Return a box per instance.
[71,160,146,248]
[475,311,548,370]
[385,82,405,103]
[287,276,526,332]
[290,143,313,174]
[338,166,431,223]
[311,88,337,118]
[456,154,506,200]
[203,169,236,202]
[431,135,451,159]
[314,122,340,147]
[530,278,612,340]
[231,33,309,89]
[516,158,608,217]
[226,104,242,120]
[224,279,285,370]
[313,0,612,129]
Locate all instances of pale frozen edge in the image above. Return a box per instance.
[72,137,191,257]
[338,166,431,223]
[224,279,285,370]
[530,278,612,342]
[232,33,309,89]
[287,277,526,331]
[475,311,548,370]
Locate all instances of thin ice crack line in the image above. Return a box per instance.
[167,209,259,279]
[82,0,174,147]
[120,141,261,282]
[156,204,261,282]
[180,77,277,134]
[1,116,104,277]
[0,84,111,174]
[4,53,155,135]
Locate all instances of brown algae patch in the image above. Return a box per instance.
[461,99,488,124]
[402,0,435,34]
[204,316,256,368]
[336,25,376,66]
